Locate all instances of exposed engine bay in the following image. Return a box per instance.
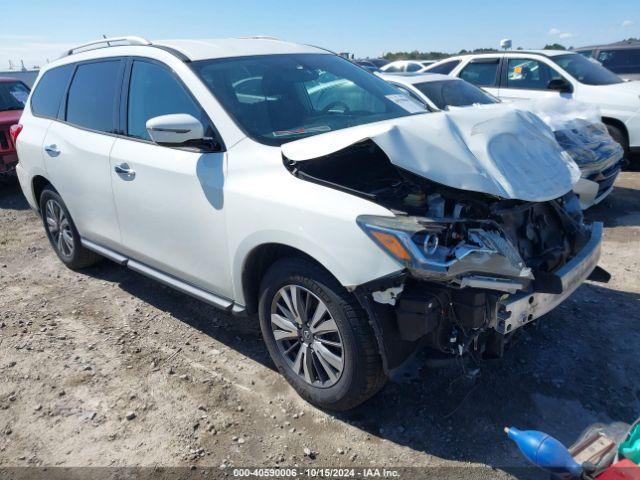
[284,139,607,367]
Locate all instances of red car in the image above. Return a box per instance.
[0,77,30,177]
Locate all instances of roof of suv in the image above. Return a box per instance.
[154,38,327,61]
[453,50,574,59]
[59,37,328,63]
[575,40,640,51]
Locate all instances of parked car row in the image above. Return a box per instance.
[423,49,640,158]
[11,37,612,410]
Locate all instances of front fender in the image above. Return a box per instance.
[231,227,402,306]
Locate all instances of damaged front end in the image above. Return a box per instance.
[282,108,610,372]
[353,189,604,363]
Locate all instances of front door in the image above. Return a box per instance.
[498,57,572,103]
[109,59,231,297]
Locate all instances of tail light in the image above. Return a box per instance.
[9,124,23,144]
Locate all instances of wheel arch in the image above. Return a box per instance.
[32,175,55,210]
[241,243,341,315]
[601,117,629,149]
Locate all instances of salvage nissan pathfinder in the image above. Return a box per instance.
[14,37,609,410]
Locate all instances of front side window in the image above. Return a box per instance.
[551,53,623,85]
[426,59,461,75]
[597,49,640,75]
[66,61,122,133]
[459,59,500,87]
[0,81,30,112]
[30,65,74,118]
[414,79,498,109]
[505,59,563,90]
[406,62,422,72]
[191,54,427,146]
[127,61,206,141]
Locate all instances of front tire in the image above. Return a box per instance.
[258,257,386,411]
[39,187,101,270]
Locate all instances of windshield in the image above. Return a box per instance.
[551,53,623,85]
[413,79,498,110]
[0,81,29,112]
[191,54,427,146]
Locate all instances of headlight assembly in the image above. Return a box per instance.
[357,214,532,283]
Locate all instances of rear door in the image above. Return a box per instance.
[41,59,125,249]
[457,56,502,97]
[19,66,74,201]
[498,56,572,102]
[109,58,231,296]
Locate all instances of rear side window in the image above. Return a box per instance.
[127,60,206,141]
[406,62,422,72]
[459,59,500,87]
[66,61,122,133]
[30,65,73,118]
[427,59,461,75]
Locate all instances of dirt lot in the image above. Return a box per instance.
[0,171,639,479]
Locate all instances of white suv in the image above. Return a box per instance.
[426,50,640,157]
[14,37,608,410]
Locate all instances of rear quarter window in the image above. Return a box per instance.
[30,65,74,118]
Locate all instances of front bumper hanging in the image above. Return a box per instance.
[495,222,604,335]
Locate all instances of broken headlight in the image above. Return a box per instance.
[357,215,532,283]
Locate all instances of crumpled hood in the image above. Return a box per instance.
[282,108,581,202]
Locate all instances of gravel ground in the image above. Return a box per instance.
[0,172,639,479]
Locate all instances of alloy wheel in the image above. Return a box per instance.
[270,285,344,388]
[45,199,74,258]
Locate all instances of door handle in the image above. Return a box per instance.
[44,144,60,157]
[114,163,136,178]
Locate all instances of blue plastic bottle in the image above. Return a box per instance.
[505,427,583,479]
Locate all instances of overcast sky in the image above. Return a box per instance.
[1,0,638,69]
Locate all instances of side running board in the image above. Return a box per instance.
[80,239,244,313]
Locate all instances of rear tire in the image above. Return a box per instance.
[258,257,386,411]
[39,187,101,270]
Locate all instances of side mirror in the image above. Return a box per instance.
[547,78,573,94]
[146,114,207,147]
